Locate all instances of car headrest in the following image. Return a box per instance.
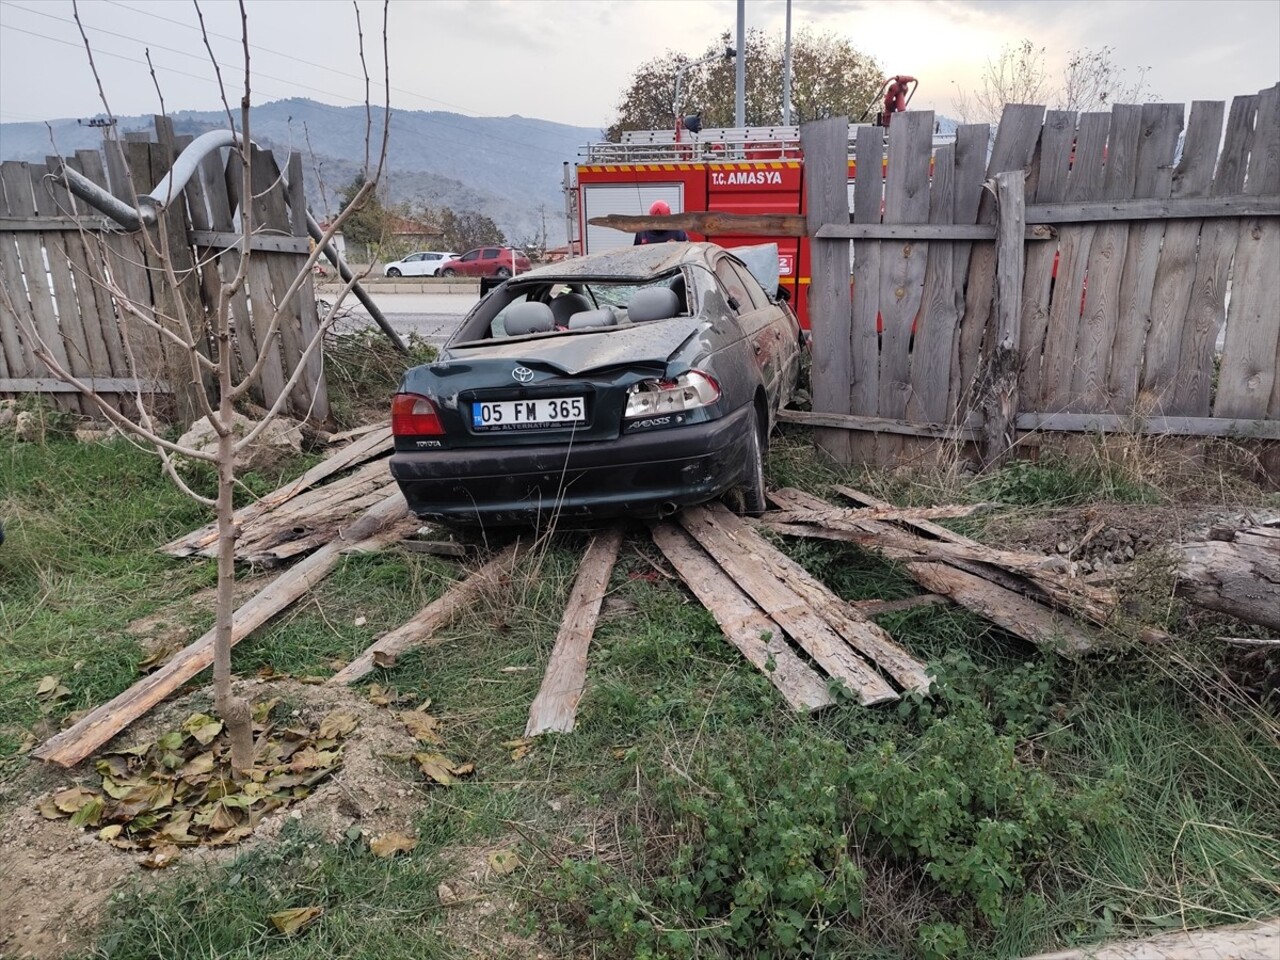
[549,292,592,326]
[567,307,617,330]
[628,286,680,322]
[503,301,555,336]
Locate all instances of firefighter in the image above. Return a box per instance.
[634,200,688,245]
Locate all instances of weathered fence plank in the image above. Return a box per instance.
[1072,103,1143,411]
[907,142,956,424]
[1215,83,1280,419]
[848,122,884,463]
[801,116,854,462]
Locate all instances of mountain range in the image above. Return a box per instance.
[0,98,600,245]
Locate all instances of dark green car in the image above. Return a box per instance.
[389,242,802,527]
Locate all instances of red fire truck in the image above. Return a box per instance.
[565,99,952,329]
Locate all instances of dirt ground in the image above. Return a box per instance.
[0,680,433,959]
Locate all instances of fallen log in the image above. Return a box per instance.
[770,489,1099,655]
[35,491,409,768]
[1020,916,1279,960]
[526,528,624,735]
[651,523,835,712]
[331,540,526,684]
[699,504,933,694]
[678,506,898,705]
[761,503,992,526]
[1177,525,1280,631]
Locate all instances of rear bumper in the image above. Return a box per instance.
[390,405,755,526]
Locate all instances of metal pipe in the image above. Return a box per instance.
[735,0,746,129]
[50,161,143,230]
[782,0,792,125]
[142,128,240,215]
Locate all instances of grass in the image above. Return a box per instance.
[3,407,1279,959]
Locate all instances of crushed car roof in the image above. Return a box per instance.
[514,242,714,281]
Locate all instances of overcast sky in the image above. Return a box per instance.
[0,0,1277,130]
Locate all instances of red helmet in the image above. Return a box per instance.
[648,200,671,216]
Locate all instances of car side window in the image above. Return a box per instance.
[461,251,478,262]
[482,249,498,260]
[713,258,754,314]
[727,262,766,310]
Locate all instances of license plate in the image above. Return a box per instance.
[472,397,585,430]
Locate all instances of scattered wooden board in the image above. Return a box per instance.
[761,502,993,526]
[853,594,949,616]
[332,540,527,685]
[769,488,1100,655]
[650,523,835,712]
[1019,916,1279,960]
[678,505,898,705]
[525,528,624,735]
[35,491,409,767]
[701,504,934,694]
[1177,524,1280,631]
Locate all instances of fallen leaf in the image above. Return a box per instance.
[398,711,442,744]
[298,675,327,685]
[436,881,460,905]
[317,711,359,740]
[414,698,432,712]
[98,824,123,841]
[252,698,281,724]
[178,751,216,779]
[268,905,323,936]
[51,786,98,814]
[353,616,367,628]
[155,731,185,752]
[328,659,349,671]
[372,650,398,669]
[139,845,180,869]
[501,738,534,761]
[37,797,63,820]
[367,684,394,707]
[70,796,105,828]
[36,675,60,697]
[369,832,417,857]
[413,752,474,786]
[182,713,223,746]
[487,849,520,876]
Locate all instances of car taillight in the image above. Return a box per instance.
[391,393,444,437]
[624,370,721,418]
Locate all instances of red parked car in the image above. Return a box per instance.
[439,246,531,279]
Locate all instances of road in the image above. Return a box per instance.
[323,291,480,347]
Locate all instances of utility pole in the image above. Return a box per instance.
[782,0,792,125]
[735,0,745,128]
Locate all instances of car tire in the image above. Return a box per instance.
[386,268,401,278]
[495,266,511,278]
[729,405,768,517]
[441,268,456,277]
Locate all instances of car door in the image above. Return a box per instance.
[403,253,427,277]
[480,248,500,275]
[713,255,785,412]
[457,250,481,276]
[424,253,443,276]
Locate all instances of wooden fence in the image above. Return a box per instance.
[796,83,1280,467]
[0,116,328,423]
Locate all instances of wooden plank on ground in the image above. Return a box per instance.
[650,522,834,712]
[1105,103,1183,410]
[801,115,854,462]
[774,487,1102,654]
[162,426,393,556]
[761,502,988,525]
[876,110,934,464]
[525,529,624,735]
[678,505,899,704]
[1071,103,1143,412]
[332,541,526,684]
[705,504,933,693]
[34,491,409,767]
[1214,83,1280,419]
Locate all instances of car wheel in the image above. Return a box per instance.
[495,266,511,278]
[729,405,768,517]
[386,267,401,278]
[441,268,456,277]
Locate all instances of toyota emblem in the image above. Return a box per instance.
[512,365,535,383]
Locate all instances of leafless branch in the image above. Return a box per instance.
[193,0,237,131]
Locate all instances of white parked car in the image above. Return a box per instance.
[384,251,458,278]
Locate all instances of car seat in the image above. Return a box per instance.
[549,292,592,327]
[567,307,618,330]
[503,301,556,336]
[628,287,680,322]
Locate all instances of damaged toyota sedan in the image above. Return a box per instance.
[389,242,802,527]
